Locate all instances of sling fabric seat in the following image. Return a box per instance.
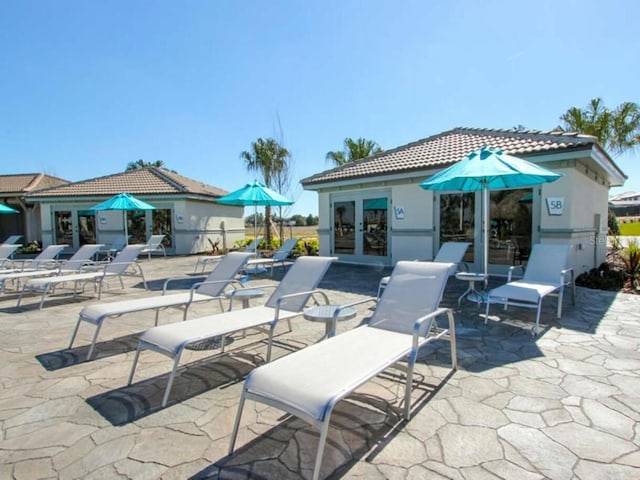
[0,244,103,294]
[1,235,22,245]
[377,241,470,298]
[229,261,457,480]
[128,255,337,407]
[17,245,147,309]
[243,238,299,276]
[70,251,255,360]
[2,244,67,273]
[140,234,167,259]
[0,244,22,270]
[194,237,263,273]
[485,243,575,335]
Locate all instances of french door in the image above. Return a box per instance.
[331,193,390,263]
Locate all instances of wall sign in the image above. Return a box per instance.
[394,205,405,219]
[546,197,565,216]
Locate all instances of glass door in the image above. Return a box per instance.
[362,197,388,256]
[489,188,533,266]
[54,211,73,246]
[333,201,355,254]
[77,211,96,246]
[438,193,475,265]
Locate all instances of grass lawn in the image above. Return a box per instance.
[620,222,640,235]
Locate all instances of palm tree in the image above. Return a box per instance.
[126,159,166,171]
[326,137,383,166]
[559,98,640,156]
[240,138,291,244]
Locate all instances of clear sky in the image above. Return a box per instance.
[1,0,638,216]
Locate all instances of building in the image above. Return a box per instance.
[26,167,245,254]
[0,173,70,244]
[609,191,640,218]
[301,127,627,275]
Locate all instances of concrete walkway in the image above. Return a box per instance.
[0,255,638,479]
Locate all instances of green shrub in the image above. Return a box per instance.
[302,238,319,256]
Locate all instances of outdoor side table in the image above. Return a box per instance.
[303,304,357,337]
[455,272,488,306]
[226,288,266,309]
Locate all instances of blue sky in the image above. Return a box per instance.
[1,0,638,215]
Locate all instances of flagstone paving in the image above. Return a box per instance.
[0,255,638,479]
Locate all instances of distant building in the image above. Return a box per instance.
[26,167,245,254]
[302,127,627,275]
[0,173,70,244]
[609,191,640,217]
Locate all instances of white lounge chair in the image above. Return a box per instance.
[243,238,299,276]
[17,245,148,309]
[140,234,167,260]
[1,244,67,274]
[0,244,104,294]
[228,261,457,480]
[194,237,263,273]
[484,243,575,335]
[70,251,255,360]
[0,244,22,269]
[377,241,470,298]
[2,235,22,245]
[128,255,337,407]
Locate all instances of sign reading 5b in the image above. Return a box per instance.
[546,197,565,216]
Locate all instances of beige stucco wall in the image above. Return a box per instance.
[539,162,609,273]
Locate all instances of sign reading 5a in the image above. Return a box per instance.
[546,197,565,216]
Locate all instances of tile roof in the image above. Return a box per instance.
[27,167,228,199]
[301,127,600,186]
[0,173,69,195]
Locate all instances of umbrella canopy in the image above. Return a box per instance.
[90,193,156,245]
[217,181,294,238]
[0,203,19,214]
[420,146,561,278]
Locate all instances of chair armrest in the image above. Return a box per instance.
[458,262,470,273]
[507,265,525,282]
[560,268,574,285]
[162,274,207,293]
[411,307,454,360]
[327,297,378,335]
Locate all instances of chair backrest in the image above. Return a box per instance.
[369,261,452,336]
[272,238,299,261]
[0,244,21,260]
[2,235,22,245]
[266,256,337,312]
[196,252,255,297]
[145,234,166,249]
[110,235,129,251]
[244,237,263,253]
[32,245,67,268]
[104,245,145,274]
[434,242,470,275]
[60,244,105,271]
[522,244,571,284]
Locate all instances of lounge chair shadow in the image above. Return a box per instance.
[86,353,259,426]
[36,333,141,370]
[201,366,454,480]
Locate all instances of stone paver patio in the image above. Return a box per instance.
[0,255,638,479]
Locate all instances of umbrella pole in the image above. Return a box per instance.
[254,205,258,240]
[483,187,489,278]
[124,211,129,245]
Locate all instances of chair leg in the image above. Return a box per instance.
[557,288,564,318]
[128,345,143,385]
[87,322,104,360]
[312,418,332,480]
[484,298,491,324]
[68,317,84,349]
[447,310,457,370]
[228,394,246,455]
[534,301,542,336]
[162,351,184,407]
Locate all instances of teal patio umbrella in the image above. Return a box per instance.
[420,146,561,277]
[217,180,294,239]
[0,203,19,214]
[90,193,156,245]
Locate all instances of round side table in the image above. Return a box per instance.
[455,272,488,306]
[226,288,266,309]
[303,304,357,337]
